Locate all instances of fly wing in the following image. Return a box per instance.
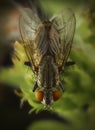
[19,8,41,72]
[51,8,76,69]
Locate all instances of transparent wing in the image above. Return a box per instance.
[51,8,76,68]
[19,8,41,39]
[19,8,41,71]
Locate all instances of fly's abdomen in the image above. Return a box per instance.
[35,21,61,57]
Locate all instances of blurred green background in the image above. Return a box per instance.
[0,0,95,130]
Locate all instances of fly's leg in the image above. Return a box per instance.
[59,61,75,73]
[24,61,38,74]
[65,61,75,67]
[59,81,64,92]
[24,61,39,92]
[32,82,38,92]
[24,61,31,67]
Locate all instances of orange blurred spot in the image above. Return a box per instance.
[35,91,44,102]
[53,90,61,101]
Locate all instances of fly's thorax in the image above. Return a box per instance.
[37,55,59,89]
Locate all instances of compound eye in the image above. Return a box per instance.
[35,91,44,102]
[53,90,62,101]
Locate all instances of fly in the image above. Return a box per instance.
[19,8,76,108]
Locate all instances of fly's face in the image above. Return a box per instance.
[19,8,76,107]
[35,89,62,107]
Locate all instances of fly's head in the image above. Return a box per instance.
[35,88,62,108]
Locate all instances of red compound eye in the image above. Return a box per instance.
[35,91,44,102]
[53,90,62,101]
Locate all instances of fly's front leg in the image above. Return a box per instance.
[59,81,64,92]
[32,82,38,92]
